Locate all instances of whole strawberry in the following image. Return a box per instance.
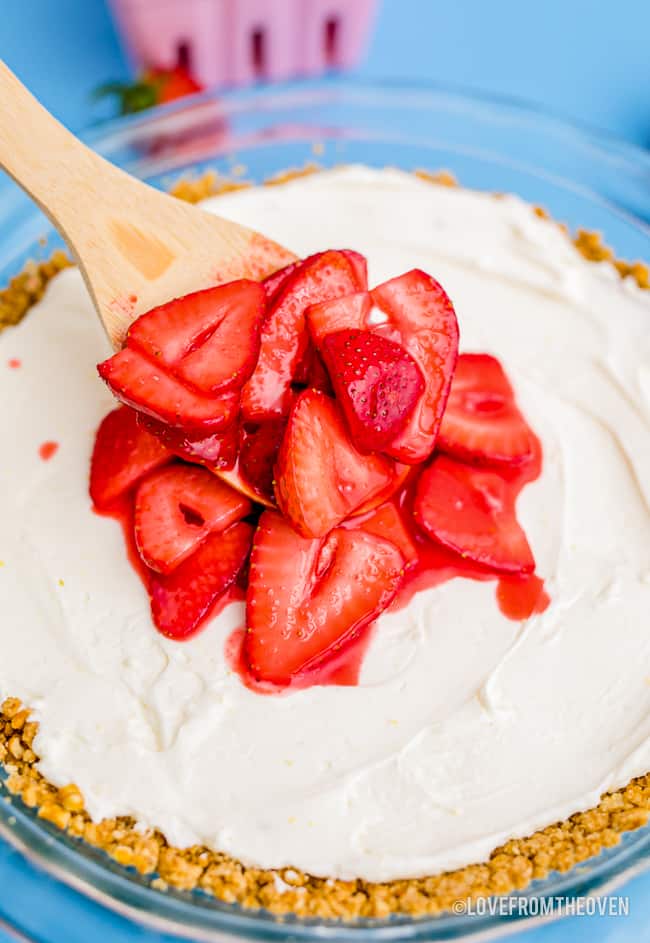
[95,65,203,116]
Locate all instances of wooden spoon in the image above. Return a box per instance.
[0,61,295,348]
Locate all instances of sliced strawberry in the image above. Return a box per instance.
[241,250,364,421]
[135,464,252,574]
[354,502,418,565]
[321,329,425,453]
[306,290,372,345]
[372,269,459,464]
[292,343,332,393]
[217,464,276,509]
[341,250,368,290]
[309,270,459,463]
[140,416,238,470]
[304,349,332,394]
[274,389,399,538]
[438,353,534,466]
[238,420,287,503]
[353,462,412,517]
[174,285,265,394]
[150,521,253,639]
[98,347,238,433]
[127,280,262,373]
[264,250,366,308]
[90,406,172,510]
[245,511,404,684]
[414,455,535,574]
[292,342,316,386]
[262,259,302,304]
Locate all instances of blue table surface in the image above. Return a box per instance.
[1,0,650,940]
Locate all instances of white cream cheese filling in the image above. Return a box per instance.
[1,166,650,882]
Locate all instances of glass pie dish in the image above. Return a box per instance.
[1,78,650,942]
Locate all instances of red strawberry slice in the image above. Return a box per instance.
[321,328,425,453]
[274,389,400,538]
[353,462,412,517]
[308,270,459,463]
[241,250,364,421]
[414,455,535,574]
[264,251,367,308]
[238,420,287,503]
[218,464,276,509]
[438,353,534,466]
[372,269,459,464]
[340,250,368,290]
[90,406,172,510]
[292,343,332,393]
[127,280,263,382]
[292,342,316,386]
[245,511,404,684]
[304,349,332,393]
[174,285,265,394]
[98,347,238,433]
[262,259,302,304]
[150,521,253,639]
[135,464,252,574]
[306,290,372,345]
[354,502,418,565]
[140,416,238,471]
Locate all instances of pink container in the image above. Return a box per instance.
[108,0,378,88]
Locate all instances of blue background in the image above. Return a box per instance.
[2,0,650,146]
[1,0,650,940]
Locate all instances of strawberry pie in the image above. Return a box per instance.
[1,167,650,902]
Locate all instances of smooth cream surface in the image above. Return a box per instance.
[2,167,650,882]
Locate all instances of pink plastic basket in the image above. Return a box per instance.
[109,0,378,88]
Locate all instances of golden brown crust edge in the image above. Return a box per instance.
[0,167,649,920]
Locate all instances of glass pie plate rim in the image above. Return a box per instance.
[1,77,649,942]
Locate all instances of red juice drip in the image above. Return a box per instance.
[225,622,376,696]
[38,440,59,461]
[95,498,148,581]
[323,625,375,686]
[392,535,496,611]
[8,358,21,369]
[496,573,550,620]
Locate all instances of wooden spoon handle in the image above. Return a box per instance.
[0,60,294,349]
[0,60,105,241]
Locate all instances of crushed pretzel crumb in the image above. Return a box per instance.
[265,163,321,186]
[169,172,250,205]
[415,169,458,187]
[0,251,71,332]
